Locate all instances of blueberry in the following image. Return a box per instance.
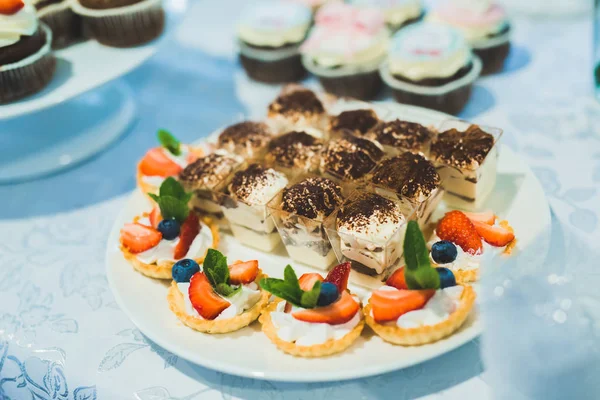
[431,240,458,264]
[158,219,180,240]
[436,267,457,289]
[317,282,339,307]
[172,259,200,282]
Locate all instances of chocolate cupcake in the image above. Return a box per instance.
[300,3,389,100]
[320,133,384,184]
[0,4,56,104]
[267,87,328,137]
[237,1,312,83]
[34,0,82,48]
[217,121,273,159]
[329,109,380,137]
[379,23,481,115]
[365,119,434,155]
[427,0,510,75]
[264,131,324,175]
[348,0,424,32]
[71,0,164,47]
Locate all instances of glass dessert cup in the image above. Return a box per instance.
[268,174,348,271]
[431,120,503,211]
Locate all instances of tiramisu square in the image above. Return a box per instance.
[219,163,289,251]
[319,133,384,184]
[429,122,501,210]
[328,109,380,138]
[267,87,328,138]
[368,152,443,226]
[217,121,273,159]
[269,176,345,270]
[179,150,244,225]
[365,119,435,156]
[263,131,324,176]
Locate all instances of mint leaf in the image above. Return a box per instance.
[149,195,189,223]
[159,177,187,200]
[157,129,181,156]
[217,283,241,298]
[403,220,440,290]
[300,280,321,309]
[204,249,229,287]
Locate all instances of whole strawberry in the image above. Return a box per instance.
[436,210,483,254]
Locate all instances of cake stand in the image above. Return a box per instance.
[0,40,157,183]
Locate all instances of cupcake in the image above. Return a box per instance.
[288,0,335,13]
[427,0,510,75]
[34,0,82,48]
[71,0,164,47]
[300,3,389,100]
[263,131,324,176]
[217,121,274,160]
[379,22,481,115]
[348,0,424,31]
[267,86,328,137]
[0,2,56,104]
[237,1,312,83]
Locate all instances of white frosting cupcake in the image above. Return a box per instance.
[348,0,423,28]
[0,4,38,48]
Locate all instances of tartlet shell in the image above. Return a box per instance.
[259,299,365,357]
[364,285,476,346]
[167,272,270,334]
[120,216,220,279]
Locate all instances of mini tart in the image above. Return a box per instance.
[167,272,270,334]
[259,299,365,357]
[120,216,219,280]
[364,285,475,346]
[136,146,204,199]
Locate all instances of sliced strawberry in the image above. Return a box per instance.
[292,292,359,325]
[228,260,259,285]
[436,210,483,254]
[386,267,408,290]
[298,273,324,291]
[370,288,435,323]
[188,272,230,320]
[473,221,515,247]
[120,223,162,254]
[139,147,183,177]
[464,211,496,225]
[324,262,351,292]
[173,213,200,259]
[149,206,162,228]
[0,0,24,15]
[284,302,292,313]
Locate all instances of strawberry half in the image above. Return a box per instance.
[436,210,483,254]
[188,272,230,320]
[173,212,200,259]
[228,260,259,285]
[120,223,162,254]
[324,261,351,292]
[292,292,359,325]
[370,288,435,323]
[0,0,24,15]
[464,211,496,225]
[149,206,162,228]
[298,272,324,291]
[139,147,183,177]
[386,267,408,290]
[473,221,515,247]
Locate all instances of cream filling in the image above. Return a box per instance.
[428,232,505,272]
[270,299,361,346]
[229,223,282,252]
[389,46,472,81]
[396,286,464,328]
[135,219,213,264]
[177,281,261,320]
[279,222,336,270]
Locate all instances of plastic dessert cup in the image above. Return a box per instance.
[431,119,503,211]
[379,56,482,115]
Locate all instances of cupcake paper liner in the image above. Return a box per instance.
[0,24,56,104]
[39,2,83,49]
[379,56,482,115]
[471,28,511,76]
[71,0,164,47]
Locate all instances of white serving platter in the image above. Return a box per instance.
[106,102,550,382]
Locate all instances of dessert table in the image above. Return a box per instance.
[1,3,599,399]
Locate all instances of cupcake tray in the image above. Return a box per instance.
[105,101,551,382]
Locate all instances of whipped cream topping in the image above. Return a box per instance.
[270,299,361,346]
[349,0,423,27]
[396,285,464,328]
[228,164,289,206]
[388,23,472,81]
[301,3,389,68]
[177,281,262,320]
[428,233,504,272]
[238,1,312,48]
[427,0,508,43]
[0,4,38,48]
[135,218,214,264]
